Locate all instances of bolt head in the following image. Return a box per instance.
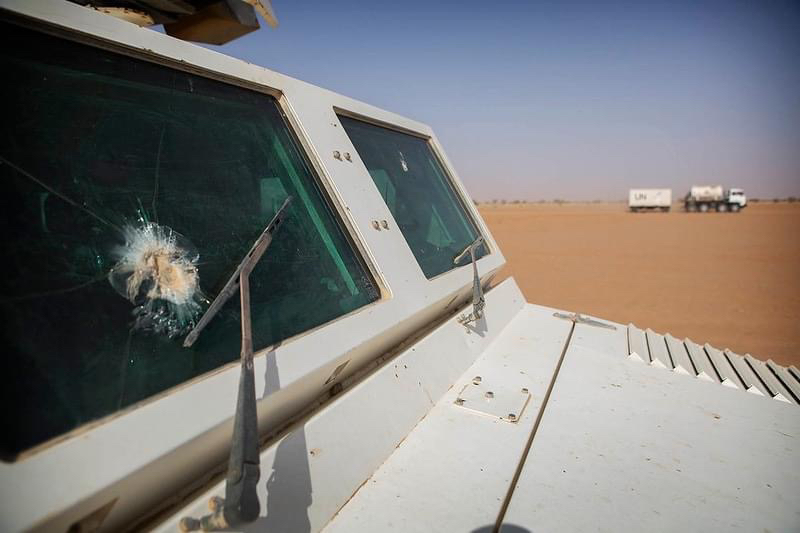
[472,376,482,385]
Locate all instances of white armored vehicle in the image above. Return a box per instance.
[685,185,747,212]
[0,2,798,532]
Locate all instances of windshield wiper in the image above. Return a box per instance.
[453,236,485,325]
[180,196,292,531]
[183,196,292,349]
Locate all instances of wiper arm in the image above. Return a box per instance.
[180,196,292,532]
[183,196,292,348]
[453,236,485,325]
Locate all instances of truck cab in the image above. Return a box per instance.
[727,188,747,210]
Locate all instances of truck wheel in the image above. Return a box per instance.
[717,203,727,212]
[699,203,709,213]
[730,203,740,212]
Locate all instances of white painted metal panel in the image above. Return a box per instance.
[767,360,800,404]
[627,324,649,363]
[646,329,672,369]
[154,279,526,533]
[321,305,574,533]
[684,338,719,383]
[705,344,743,389]
[664,334,694,375]
[501,326,800,532]
[726,350,769,396]
[745,354,793,403]
[570,315,627,355]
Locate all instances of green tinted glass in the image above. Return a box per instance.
[0,23,379,458]
[339,116,487,278]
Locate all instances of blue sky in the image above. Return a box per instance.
[209,0,799,201]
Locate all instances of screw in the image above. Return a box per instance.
[521,388,529,394]
[455,398,465,405]
[344,152,352,161]
[371,220,380,230]
[508,413,517,421]
[333,150,342,160]
[485,391,494,399]
[472,376,482,385]
[380,219,389,229]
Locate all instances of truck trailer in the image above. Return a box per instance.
[685,185,747,212]
[628,188,672,212]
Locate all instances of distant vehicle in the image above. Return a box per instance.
[628,188,672,212]
[685,185,747,212]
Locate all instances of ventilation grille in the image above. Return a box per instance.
[626,324,800,405]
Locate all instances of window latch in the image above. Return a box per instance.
[180,196,293,532]
[453,236,485,326]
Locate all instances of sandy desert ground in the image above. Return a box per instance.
[479,202,800,367]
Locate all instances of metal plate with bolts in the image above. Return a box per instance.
[454,377,531,423]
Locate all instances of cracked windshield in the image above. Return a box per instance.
[0,23,379,458]
[339,116,487,279]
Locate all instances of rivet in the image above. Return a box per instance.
[371,220,380,230]
[472,376,482,385]
[485,391,494,399]
[521,388,529,394]
[344,152,352,161]
[455,398,465,405]
[508,413,517,421]
[333,150,342,160]
[380,219,389,229]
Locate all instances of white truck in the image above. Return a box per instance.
[628,188,672,212]
[685,185,747,212]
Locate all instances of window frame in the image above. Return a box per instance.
[333,107,492,281]
[2,17,386,461]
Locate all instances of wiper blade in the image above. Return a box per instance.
[183,196,293,348]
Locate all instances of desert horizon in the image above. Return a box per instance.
[480,201,800,368]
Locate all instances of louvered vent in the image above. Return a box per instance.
[627,324,800,405]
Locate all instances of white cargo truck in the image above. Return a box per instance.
[628,188,672,212]
[685,185,747,212]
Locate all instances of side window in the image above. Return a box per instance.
[0,22,379,458]
[338,116,487,279]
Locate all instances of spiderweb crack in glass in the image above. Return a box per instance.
[0,21,379,457]
[109,223,207,338]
